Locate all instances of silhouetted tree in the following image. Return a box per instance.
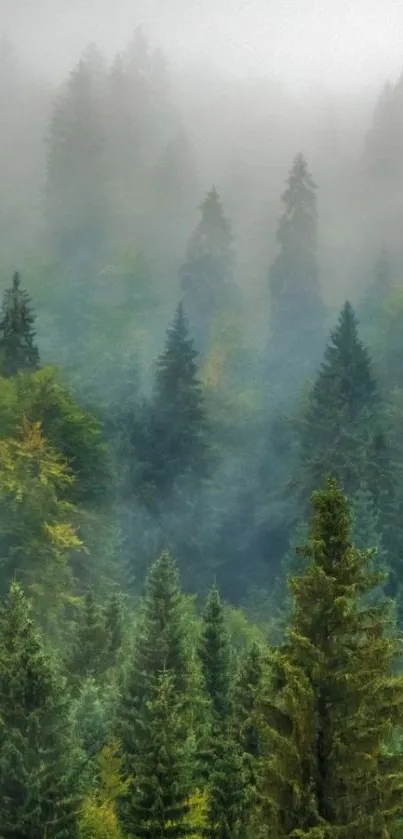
[0,272,39,376]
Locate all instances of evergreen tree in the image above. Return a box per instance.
[69,591,107,685]
[0,272,39,377]
[199,585,231,723]
[117,553,193,835]
[257,478,403,838]
[103,590,124,672]
[45,51,107,278]
[122,669,193,838]
[298,301,387,504]
[268,153,325,393]
[0,582,78,839]
[199,586,248,839]
[135,303,208,504]
[180,186,234,353]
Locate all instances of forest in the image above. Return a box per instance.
[3,16,403,838]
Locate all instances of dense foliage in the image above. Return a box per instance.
[4,24,403,839]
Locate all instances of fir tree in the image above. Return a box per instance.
[180,186,234,353]
[199,586,248,838]
[257,478,403,838]
[298,301,386,504]
[268,153,325,393]
[68,591,107,685]
[103,590,124,672]
[122,669,193,839]
[117,553,193,835]
[199,585,231,723]
[0,582,78,839]
[0,272,39,377]
[136,303,208,504]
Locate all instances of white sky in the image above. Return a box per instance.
[2,0,403,92]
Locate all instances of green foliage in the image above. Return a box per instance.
[0,271,40,377]
[117,553,195,835]
[181,186,234,354]
[0,582,79,839]
[199,585,232,722]
[298,301,385,502]
[257,478,403,838]
[0,419,83,636]
[132,304,208,505]
[268,154,325,392]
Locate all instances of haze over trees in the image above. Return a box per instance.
[3,12,403,839]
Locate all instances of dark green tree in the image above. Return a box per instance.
[117,553,193,835]
[257,478,403,838]
[268,153,325,393]
[199,585,231,723]
[298,301,388,504]
[180,186,234,353]
[68,591,107,685]
[0,272,39,377]
[122,669,193,838]
[199,585,248,839]
[0,582,78,839]
[134,303,208,504]
[102,590,124,672]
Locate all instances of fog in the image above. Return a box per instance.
[1,0,403,602]
[4,0,403,91]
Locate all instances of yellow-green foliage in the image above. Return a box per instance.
[78,740,129,839]
[186,789,209,838]
[0,419,82,633]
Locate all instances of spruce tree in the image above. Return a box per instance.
[136,303,208,503]
[268,153,325,393]
[299,301,386,504]
[0,582,78,839]
[257,478,403,838]
[199,585,247,839]
[180,186,234,353]
[68,591,108,685]
[199,585,231,723]
[0,272,39,377]
[117,553,193,836]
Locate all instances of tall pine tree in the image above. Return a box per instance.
[199,585,247,839]
[117,553,193,837]
[268,153,325,394]
[180,186,234,354]
[0,582,78,839]
[298,300,388,505]
[0,272,39,377]
[257,478,403,838]
[134,303,208,504]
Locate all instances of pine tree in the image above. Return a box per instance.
[45,52,107,275]
[0,582,78,839]
[0,272,39,377]
[69,591,108,685]
[257,478,403,838]
[180,186,234,353]
[122,669,193,838]
[298,301,386,504]
[136,303,208,504]
[103,590,124,672]
[117,553,193,835]
[268,153,325,393]
[199,585,231,723]
[199,586,248,839]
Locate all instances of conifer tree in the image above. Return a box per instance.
[268,153,325,392]
[103,590,124,672]
[180,186,234,353]
[299,301,386,504]
[69,591,108,685]
[117,553,193,836]
[199,585,231,723]
[0,271,39,377]
[199,585,248,839]
[0,582,78,839]
[257,478,403,838]
[136,303,208,503]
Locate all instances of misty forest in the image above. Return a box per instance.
[4,18,403,838]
